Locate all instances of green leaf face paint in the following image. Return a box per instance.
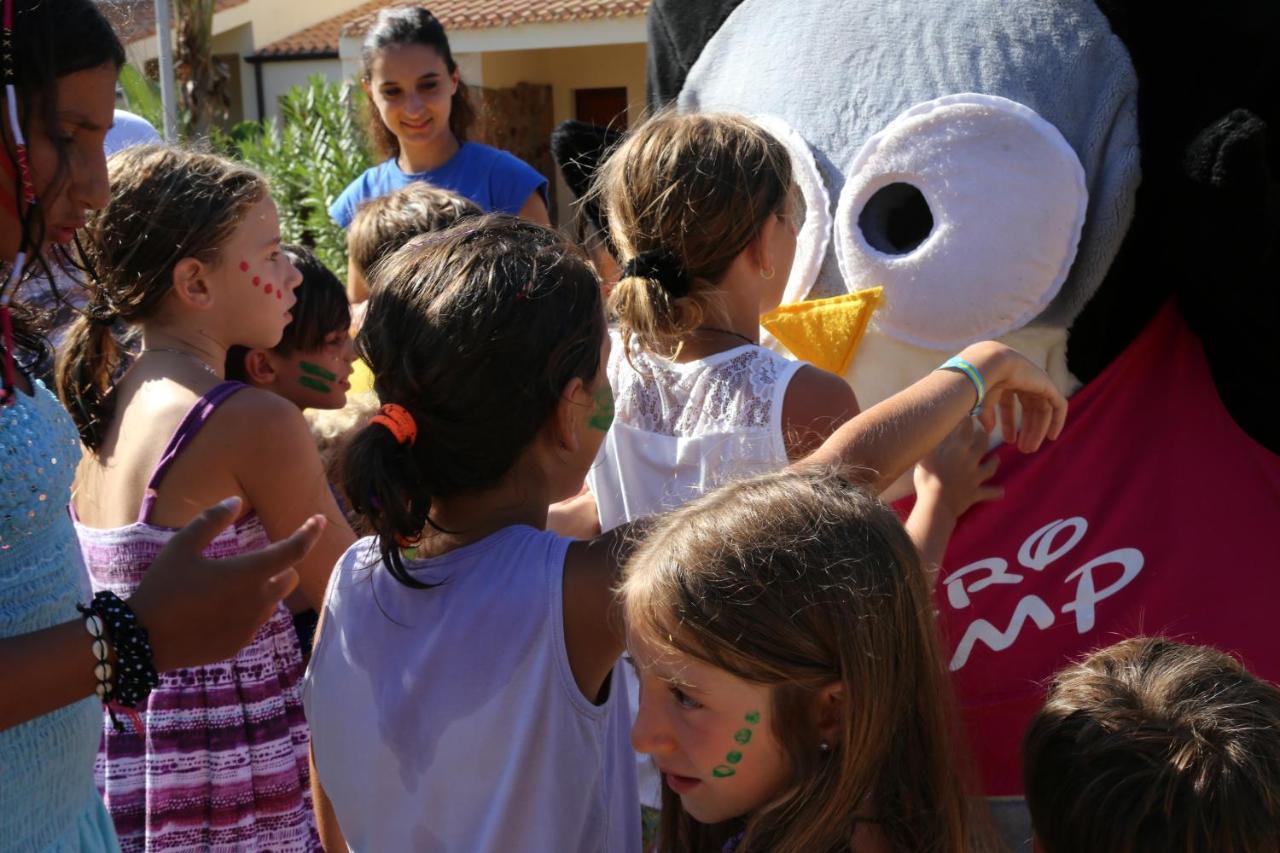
[587,384,614,432]
[299,360,336,394]
[711,711,761,782]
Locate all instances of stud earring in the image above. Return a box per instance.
[819,740,831,753]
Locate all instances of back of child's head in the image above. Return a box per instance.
[621,468,978,853]
[58,144,267,449]
[343,215,605,584]
[1023,637,1280,853]
[593,111,793,354]
[347,182,481,283]
[226,244,349,382]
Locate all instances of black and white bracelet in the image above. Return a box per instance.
[78,592,160,720]
[80,608,114,702]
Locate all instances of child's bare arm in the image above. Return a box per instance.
[803,341,1067,492]
[905,419,1003,576]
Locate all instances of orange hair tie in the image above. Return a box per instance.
[370,403,418,447]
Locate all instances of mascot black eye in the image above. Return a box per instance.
[834,93,1088,350]
[858,182,934,255]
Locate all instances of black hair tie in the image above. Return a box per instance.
[620,248,690,298]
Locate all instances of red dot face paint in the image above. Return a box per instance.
[264,283,273,295]
[239,261,250,272]
[252,276,260,287]
[275,290,282,300]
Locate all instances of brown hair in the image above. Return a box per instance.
[343,215,605,587]
[360,6,476,161]
[1024,636,1280,853]
[591,112,793,355]
[622,469,985,853]
[347,181,481,280]
[56,145,267,450]
[0,0,123,392]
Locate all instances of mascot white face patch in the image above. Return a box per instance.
[677,0,1140,336]
[836,94,1087,348]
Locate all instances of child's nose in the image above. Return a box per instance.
[630,696,676,757]
[341,337,357,363]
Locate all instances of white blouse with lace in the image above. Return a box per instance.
[590,330,805,530]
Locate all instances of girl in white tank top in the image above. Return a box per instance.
[587,113,1008,814]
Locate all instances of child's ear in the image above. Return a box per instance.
[748,213,783,279]
[242,349,278,386]
[813,682,845,749]
[552,376,591,455]
[170,257,214,310]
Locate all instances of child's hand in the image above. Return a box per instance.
[913,418,1003,522]
[959,341,1068,452]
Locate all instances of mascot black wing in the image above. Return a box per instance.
[556,0,1279,845]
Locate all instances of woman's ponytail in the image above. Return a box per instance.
[55,311,122,451]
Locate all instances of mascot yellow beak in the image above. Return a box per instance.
[760,286,883,375]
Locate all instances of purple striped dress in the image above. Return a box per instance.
[74,381,319,852]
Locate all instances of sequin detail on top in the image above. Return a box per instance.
[74,381,318,852]
[1,379,119,851]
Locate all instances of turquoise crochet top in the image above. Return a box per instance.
[0,379,118,851]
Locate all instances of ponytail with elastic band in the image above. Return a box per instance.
[620,248,690,298]
[370,403,417,446]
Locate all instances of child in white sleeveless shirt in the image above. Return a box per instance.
[587,113,1004,816]
[304,215,1066,851]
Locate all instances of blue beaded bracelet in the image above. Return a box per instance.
[937,356,986,416]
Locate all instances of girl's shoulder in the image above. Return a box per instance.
[457,142,547,211]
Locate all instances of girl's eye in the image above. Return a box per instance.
[382,88,401,98]
[669,685,703,710]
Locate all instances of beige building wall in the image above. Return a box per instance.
[478,43,648,219]
[257,59,346,122]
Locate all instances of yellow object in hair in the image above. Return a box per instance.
[348,357,375,396]
[760,287,884,375]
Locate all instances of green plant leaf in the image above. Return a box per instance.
[118,64,164,132]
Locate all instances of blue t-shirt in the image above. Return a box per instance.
[330,141,548,228]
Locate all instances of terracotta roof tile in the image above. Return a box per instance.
[254,0,648,59]
[97,0,248,45]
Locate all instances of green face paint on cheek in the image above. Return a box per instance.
[587,384,614,432]
[299,361,336,394]
[711,710,761,781]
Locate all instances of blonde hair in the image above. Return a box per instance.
[592,112,793,355]
[1024,637,1280,853]
[622,469,986,853]
[347,182,481,281]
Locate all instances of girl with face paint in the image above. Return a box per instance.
[56,144,357,849]
[623,469,993,853]
[0,2,324,850]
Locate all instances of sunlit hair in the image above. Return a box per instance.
[56,145,266,450]
[347,181,481,280]
[622,469,987,853]
[359,5,476,160]
[589,111,793,356]
[342,215,605,587]
[1024,636,1280,853]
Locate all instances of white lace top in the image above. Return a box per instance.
[590,331,805,529]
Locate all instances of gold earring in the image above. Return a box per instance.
[761,266,776,280]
